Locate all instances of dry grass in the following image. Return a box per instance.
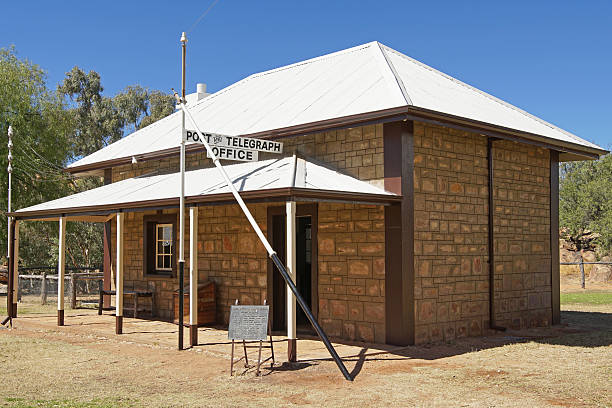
[0,286,610,407]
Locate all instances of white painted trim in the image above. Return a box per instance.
[189,207,198,326]
[286,201,297,340]
[12,220,19,301]
[116,213,124,317]
[57,217,66,311]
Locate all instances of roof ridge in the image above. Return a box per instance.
[248,42,376,79]
[379,43,595,147]
[375,41,412,105]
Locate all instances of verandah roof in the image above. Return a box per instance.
[11,156,399,220]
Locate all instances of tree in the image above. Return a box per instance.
[114,86,175,131]
[137,90,175,129]
[559,154,612,255]
[2,49,175,270]
[58,67,123,159]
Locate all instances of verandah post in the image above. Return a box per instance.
[116,212,124,334]
[12,220,19,316]
[286,201,297,362]
[57,217,66,326]
[189,206,199,347]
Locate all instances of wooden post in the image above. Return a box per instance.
[57,217,66,326]
[12,220,19,315]
[41,272,47,305]
[189,206,198,347]
[70,273,76,309]
[116,213,124,334]
[286,201,297,362]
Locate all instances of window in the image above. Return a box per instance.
[156,224,173,271]
[144,214,176,277]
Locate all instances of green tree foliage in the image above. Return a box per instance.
[137,90,175,130]
[2,48,175,269]
[1,48,105,269]
[559,154,612,254]
[114,85,175,131]
[58,67,123,158]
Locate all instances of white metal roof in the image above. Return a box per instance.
[68,41,604,171]
[17,156,396,217]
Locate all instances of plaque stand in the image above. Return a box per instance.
[230,300,275,377]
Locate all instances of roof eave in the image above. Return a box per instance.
[65,106,607,175]
[8,187,401,220]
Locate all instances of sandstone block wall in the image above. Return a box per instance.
[413,121,552,344]
[111,202,386,343]
[491,140,551,329]
[111,124,385,189]
[317,203,386,344]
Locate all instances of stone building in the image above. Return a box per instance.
[8,42,606,352]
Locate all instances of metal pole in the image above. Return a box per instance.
[178,31,187,351]
[176,101,353,381]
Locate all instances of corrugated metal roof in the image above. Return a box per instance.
[17,156,395,217]
[68,41,604,171]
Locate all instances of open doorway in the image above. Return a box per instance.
[267,204,318,334]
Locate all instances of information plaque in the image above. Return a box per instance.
[228,305,269,341]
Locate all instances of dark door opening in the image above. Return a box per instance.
[270,212,315,334]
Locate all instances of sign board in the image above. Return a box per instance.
[206,146,258,162]
[185,130,283,162]
[228,305,269,341]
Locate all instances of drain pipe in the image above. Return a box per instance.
[487,137,506,332]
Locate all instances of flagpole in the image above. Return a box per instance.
[178,31,187,351]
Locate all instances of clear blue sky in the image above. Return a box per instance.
[1,1,611,149]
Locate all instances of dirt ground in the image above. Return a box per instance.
[0,285,611,407]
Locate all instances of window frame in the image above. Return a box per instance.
[143,214,177,278]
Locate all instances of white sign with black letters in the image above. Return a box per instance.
[184,130,283,162]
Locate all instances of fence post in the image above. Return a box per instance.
[41,272,47,305]
[70,272,76,309]
[579,255,585,289]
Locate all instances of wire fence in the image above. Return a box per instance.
[3,266,103,308]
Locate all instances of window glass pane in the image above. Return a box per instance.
[156,255,163,269]
[162,226,172,241]
[164,255,171,269]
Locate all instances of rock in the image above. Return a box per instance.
[560,248,581,264]
[589,262,612,282]
[582,251,597,263]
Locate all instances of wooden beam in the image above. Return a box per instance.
[11,220,19,317]
[550,151,560,324]
[189,206,199,347]
[57,217,66,326]
[383,121,415,345]
[286,201,297,362]
[115,213,124,334]
[103,169,113,309]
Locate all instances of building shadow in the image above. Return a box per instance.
[294,309,612,379]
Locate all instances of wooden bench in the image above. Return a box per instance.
[98,288,153,318]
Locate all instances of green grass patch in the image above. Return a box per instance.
[560,291,612,305]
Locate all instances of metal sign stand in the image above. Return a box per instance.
[229,300,275,377]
